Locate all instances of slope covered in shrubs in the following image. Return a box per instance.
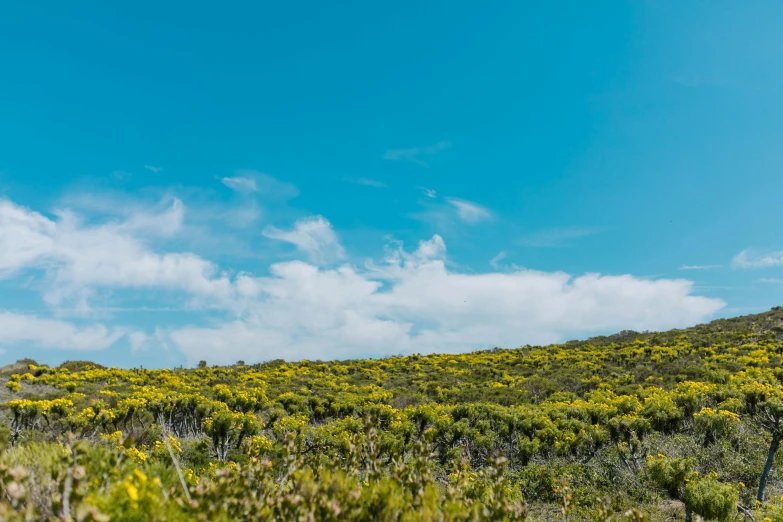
[4,307,783,520]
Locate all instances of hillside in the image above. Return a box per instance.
[3,308,783,520]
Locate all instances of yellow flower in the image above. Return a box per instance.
[125,483,139,501]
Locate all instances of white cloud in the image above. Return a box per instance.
[417,186,437,199]
[222,171,299,199]
[490,251,506,269]
[0,199,56,278]
[119,197,185,237]
[223,200,262,228]
[128,331,149,352]
[340,177,387,188]
[262,215,346,264]
[168,234,724,365]
[519,227,601,248]
[756,278,783,284]
[408,196,492,232]
[679,264,722,270]
[411,234,447,262]
[356,178,387,188]
[144,165,163,173]
[221,176,258,193]
[383,141,451,167]
[252,172,299,199]
[732,249,783,269]
[53,193,186,238]
[1,195,725,365]
[0,312,124,351]
[0,198,233,310]
[445,198,492,224]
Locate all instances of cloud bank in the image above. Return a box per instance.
[0,196,725,366]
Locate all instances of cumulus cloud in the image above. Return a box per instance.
[168,233,724,365]
[0,199,56,277]
[445,198,492,224]
[262,215,346,264]
[732,249,783,269]
[144,165,163,173]
[1,196,725,365]
[0,198,233,309]
[0,312,125,351]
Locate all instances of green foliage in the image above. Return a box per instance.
[3,307,783,519]
[645,455,695,500]
[58,361,106,372]
[683,474,738,522]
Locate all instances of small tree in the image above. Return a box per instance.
[646,455,694,520]
[683,473,738,522]
[741,382,783,501]
[692,407,740,446]
[645,455,737,522]
[203,409,260,461]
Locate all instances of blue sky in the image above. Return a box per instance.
[1,1,783,368]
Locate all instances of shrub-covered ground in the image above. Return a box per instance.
[4,308,783,520]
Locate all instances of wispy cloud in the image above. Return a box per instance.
[679,264,722,270]
[445,198,492,224]
[407,196,491,233]
[756,278,783,284]
[519,227,601,248]
[221,176,258,193]
[732,249,783,269]
[383,141,451,167]
[220,171,299,200]
[417,186,437,199]
[144,165,163,174]
[224,200,262,228]
[490,251,506,269]
[346,177,387,188]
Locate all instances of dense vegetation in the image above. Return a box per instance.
[4,308,783,520]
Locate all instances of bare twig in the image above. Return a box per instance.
[61,445,76,520]
[160,417,191,503]
[737,502,756,521]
